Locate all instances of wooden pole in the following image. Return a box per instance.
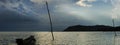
[46,1,55,41]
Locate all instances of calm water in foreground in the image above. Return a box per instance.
[0,32,120,45]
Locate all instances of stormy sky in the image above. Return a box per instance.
[0,0,120,31]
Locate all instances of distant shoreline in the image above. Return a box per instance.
[64,25,120,31]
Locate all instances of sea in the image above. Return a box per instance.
[0,32,120,45]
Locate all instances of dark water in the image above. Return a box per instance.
[0,32,120,45]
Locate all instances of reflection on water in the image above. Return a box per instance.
[0,32,120,45]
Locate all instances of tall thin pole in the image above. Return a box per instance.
[46,1,54,41]
[112,19,117,36]
[112,18,117,45]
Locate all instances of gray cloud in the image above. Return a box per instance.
[0,0,20,8]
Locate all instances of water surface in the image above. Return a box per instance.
[0,32,119,45]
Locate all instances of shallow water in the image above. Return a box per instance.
[0,32,120,45]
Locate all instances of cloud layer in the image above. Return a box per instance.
[0,0,120,31]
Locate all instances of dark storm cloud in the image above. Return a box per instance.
[0,0,7,3]
[0,8,38,23]
[0,0,20,3]
[0,7,50,31]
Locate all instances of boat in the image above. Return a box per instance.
[16,35,36,45]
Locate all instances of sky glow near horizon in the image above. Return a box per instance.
[0,0,120,31]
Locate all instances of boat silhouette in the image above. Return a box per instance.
[16,35,36,45]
